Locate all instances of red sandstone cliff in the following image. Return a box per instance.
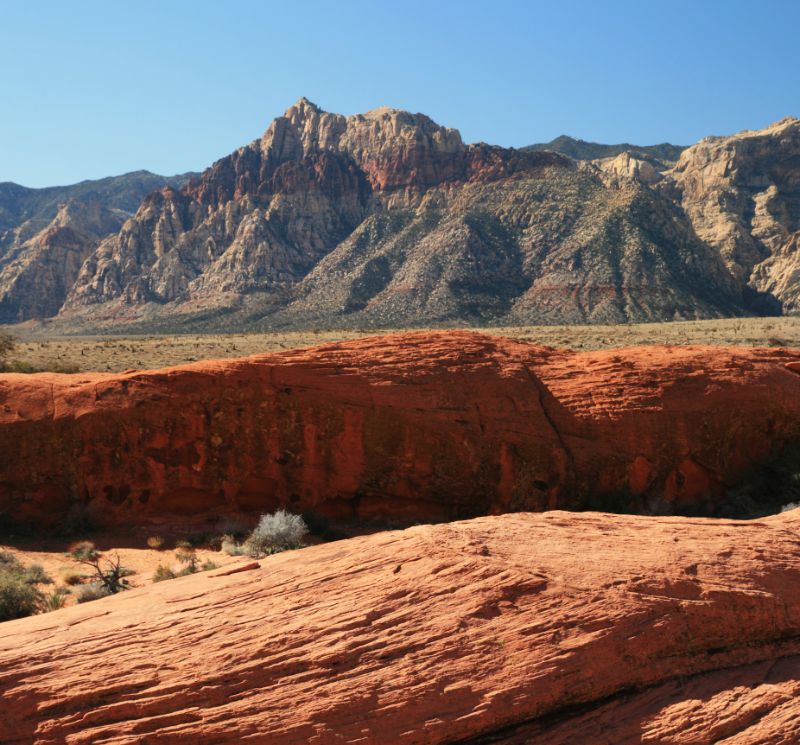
[3,509,800,743]
[1,331,799,529]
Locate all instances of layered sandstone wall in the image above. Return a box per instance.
[1,331,799,529]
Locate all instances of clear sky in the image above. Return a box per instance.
[2,0,798,187]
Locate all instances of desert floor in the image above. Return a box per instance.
[4,316,799,373]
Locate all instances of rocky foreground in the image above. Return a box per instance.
[2,331,800,529]
[3,509,800,743]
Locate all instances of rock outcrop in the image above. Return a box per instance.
[0,200,126,321]
[4,509,800,743]
[670,117,800,313]
[1,331,799,529]
[57,100,750,330]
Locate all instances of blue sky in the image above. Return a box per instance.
[2,0,798,187]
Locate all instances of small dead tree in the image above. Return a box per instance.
[69,541,129,594]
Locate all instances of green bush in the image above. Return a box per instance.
[0,572,42,621]
[39,587,70,611]
[152,564,176,582]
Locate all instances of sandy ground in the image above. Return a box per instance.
[3,316,799,373]
[1,534,241,608]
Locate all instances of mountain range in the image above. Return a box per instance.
[1,101,798,331]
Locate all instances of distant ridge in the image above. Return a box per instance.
[0,170,197,232]
[522,134,685,163]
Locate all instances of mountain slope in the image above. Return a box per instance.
[57,100,749,330]
[0,171,196,322]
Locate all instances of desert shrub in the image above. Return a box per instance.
[76,582,111,603]
[68,541,129,594]
[146,536,164,550]
[174,542,198,572]
[152,564,176,582]
[0,571,42,621]
[245,509,308,557]
[23,563,52,585]
[61,570,86,586]
[0,551,17,568]
[2,360,80,374]
[201,559,218,571]
[782,501,800,512]
[221,535,247,556]
[0,552,53,585]
[39,587,70,611]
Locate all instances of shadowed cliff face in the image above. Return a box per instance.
[1,331,799,530]
[56,100,754,330]
[4,509,800,743]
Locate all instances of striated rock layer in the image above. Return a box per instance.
[4,510,800,742]
[1,331,800,529]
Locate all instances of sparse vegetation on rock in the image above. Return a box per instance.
[68,541,130,597]
[146,535,164,549]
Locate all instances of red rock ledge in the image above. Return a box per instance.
[1,330,799,528]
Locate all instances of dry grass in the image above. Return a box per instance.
[2,317,799,373]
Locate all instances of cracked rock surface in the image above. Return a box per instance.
[3,509,800,743]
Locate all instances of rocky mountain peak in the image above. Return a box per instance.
[259,99,465,171]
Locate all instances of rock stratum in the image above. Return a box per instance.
[0,102,795,331]
[1,331,800,530]
[4,509,800,743]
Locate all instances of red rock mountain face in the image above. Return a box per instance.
[4,510,800,743]
[54,99,755,330]
[1,331,799,530]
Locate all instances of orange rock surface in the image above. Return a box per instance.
[3,510,800,743]
[1,331,800,529]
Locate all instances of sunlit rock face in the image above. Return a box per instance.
[669,117,800,312]
[60,100,756,330]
